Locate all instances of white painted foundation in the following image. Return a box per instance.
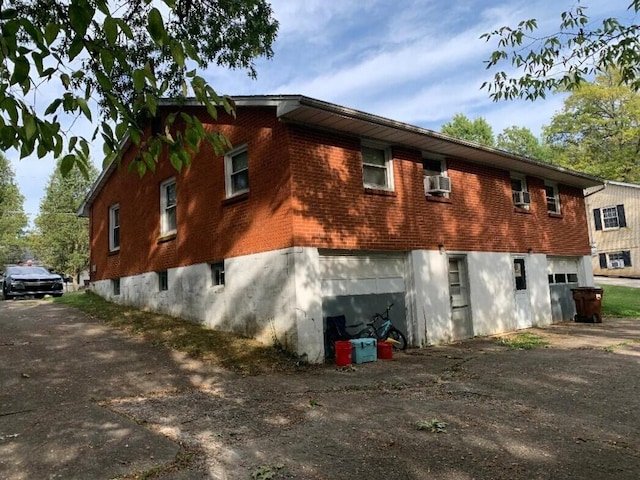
[92,247,593,362]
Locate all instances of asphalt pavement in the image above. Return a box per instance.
[595,275,640,288]
[0,299,219,479]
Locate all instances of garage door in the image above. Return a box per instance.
[547,257,580,321]
[320,253,407,336]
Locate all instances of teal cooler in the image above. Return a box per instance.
[349,338,377,363]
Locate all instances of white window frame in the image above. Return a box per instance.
[600,206,620,230]
[109,204,120,252]
[210,261,225,288]
[607,252,625,268]
[423,156,449,197]
[160,177,177,236]
[510,173,529,208]
[361,142,394,190]
[544,181,560,214]
[158,270,169,291]
[225,144,249,198]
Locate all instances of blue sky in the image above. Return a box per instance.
[8,0,636,224]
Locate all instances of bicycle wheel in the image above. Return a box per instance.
[387,327,407,351]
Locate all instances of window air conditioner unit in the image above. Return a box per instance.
[425,175,451,193]
[610,259,624,269]
[512,191,531,206]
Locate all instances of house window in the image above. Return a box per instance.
[600,251,632,269]
[545,181,560,214]
[109,204,120,251]
[554,273,567,284]
[158,270,168,291]
[594,205,627,231]
[225,145,249,197]
[511,174,530,208]
[567,273,578,283]
[112,278,120,296]
[513,258,527,290]
[423,157,450,197]
[210,261,225,287]
[160,178,177,235]
[361,144,393,190]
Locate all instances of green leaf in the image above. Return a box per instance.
[115,18,133,39]
[0,8,18,20]
[103,16,118,46]
[10,56,30,85]
[146,94,157,116]
[100,49,115,74]
[68,0,94,37]
[68,35,84,61]
[170,43,185,67]
[147,8,166,46]
[60,154,76,176]
[24,114,37,140]
[76,98,92,120]
[132,69,146,91]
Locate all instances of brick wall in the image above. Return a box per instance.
[288,126,590,256]
[90,106,591,282]
[90,106,295,281]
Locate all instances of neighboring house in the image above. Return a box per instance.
[586,180,639,278]
[79,95,602,363]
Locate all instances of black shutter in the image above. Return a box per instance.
[593,209,602,230]
[622,250,632,267]
[617,204,626,227]
[599,253,607,268]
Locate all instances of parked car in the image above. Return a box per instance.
[1,265,64,300]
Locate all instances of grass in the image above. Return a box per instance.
[601,285,640,318]
[499,332,549,350]
[54,291,304,375]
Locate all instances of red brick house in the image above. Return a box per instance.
[80,95,602,362]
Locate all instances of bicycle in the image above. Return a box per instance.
[325,314,376,359]
[370,303,407,350]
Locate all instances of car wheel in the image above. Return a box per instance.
[35,294,45,299]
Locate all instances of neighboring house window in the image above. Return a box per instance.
[544,181,560,214]
[158,270,168,291]
[423,157,450,197]
[361,144,393,190]
[593,205,626,230]
[160,178,177,235]
[112,278,120,296]
[513,258,527,290]
[211,261,225,287]
[109,204,120,251]
[599,251,632,269]
[511,174,530,208]
[225,145,249,197]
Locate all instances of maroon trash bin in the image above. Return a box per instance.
[572,287,604,323]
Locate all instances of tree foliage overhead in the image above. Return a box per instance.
[441,114,552,161]
[31,156,98,282]
[543,70,640,182]
[441,113,495,147]
[0,0,278,176]
[481,1,640,101]
[0,154,27,266]
[496,126,552,162]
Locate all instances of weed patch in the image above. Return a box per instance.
[499,332,549,350]
[54,291,306,375]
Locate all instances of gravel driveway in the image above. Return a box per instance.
[2,300,640,479]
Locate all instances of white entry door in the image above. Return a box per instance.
[448,256,473,340]
[513,257,532,329]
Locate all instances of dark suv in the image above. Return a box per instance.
[1,266,64,300]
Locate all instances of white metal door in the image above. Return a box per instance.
[448,256,473,340]
[513,257,532,329]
